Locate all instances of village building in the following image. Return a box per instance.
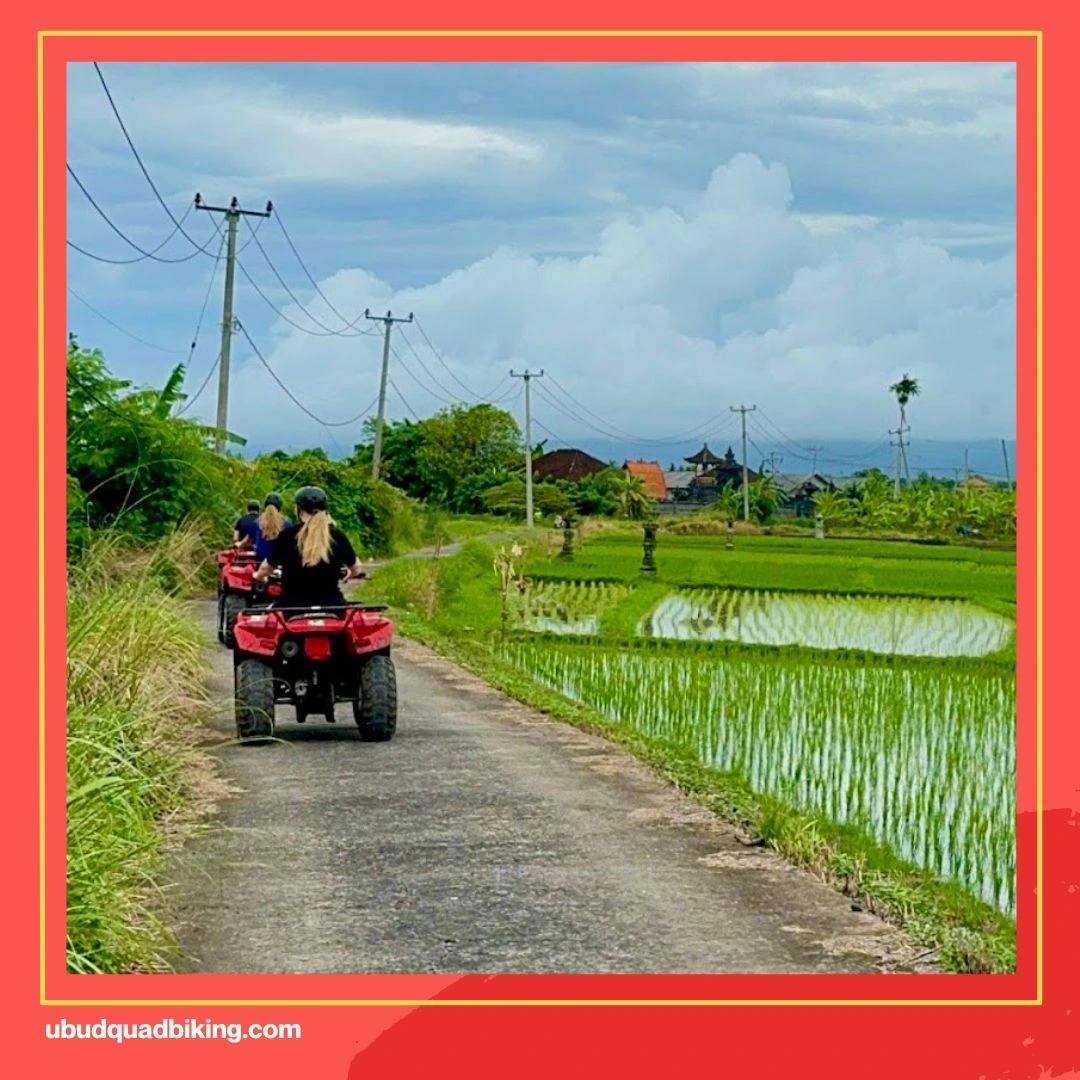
[532,447,609,483]
[680,445,759,504]
[771,472,836,517]
[622,459,669,502]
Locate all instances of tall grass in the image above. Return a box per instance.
[66,527,220,973]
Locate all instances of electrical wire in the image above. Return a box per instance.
[93,62,221,258]
[387,375,420,421]
[67,166,206,263]
[182,229,229,375]
[67,287,187,356]
[273,210,375,333]
[395,331,470,404]
[235,320,378,428]
[411,317,497,402]
[242,217,374,338]
[540,373,738,447]
[175,353,220,416]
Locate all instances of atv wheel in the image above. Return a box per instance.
[235,658,275,742]
[221,593,247,649]
[354,654,397,742]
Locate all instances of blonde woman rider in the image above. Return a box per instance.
[253,486,365,609]
[253,492,291,563]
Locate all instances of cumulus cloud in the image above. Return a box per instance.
[223,153,1014,448]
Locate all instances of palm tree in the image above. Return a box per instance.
[889,373,921,426]
[611,472,652,520]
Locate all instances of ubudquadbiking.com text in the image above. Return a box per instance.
[45,1018,302,1044]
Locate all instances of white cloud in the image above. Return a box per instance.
[67,70,544,191]
[220,153,1014,447]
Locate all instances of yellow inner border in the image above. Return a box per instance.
[39,27,1036,1010]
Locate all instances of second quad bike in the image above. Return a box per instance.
[215,547,282,648]
[231,598,397,744]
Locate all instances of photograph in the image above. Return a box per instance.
[63,57,1019,979]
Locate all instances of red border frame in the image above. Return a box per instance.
[6,4,1076,1076]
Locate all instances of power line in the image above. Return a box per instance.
[273,210,375,333]
[387,374,420,421]
[182,228,229,385]
[67,166,207,264]
[242,217,374,338]
[396,329,471,403]
[92,62,220,259]
[176,353,221,416]
[389,344,459,407]
[411,317,497,402]
[540,373,738,447]
[235,320,378,429]
[67,287,187,356]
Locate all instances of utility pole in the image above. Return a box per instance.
[364,309,414,480]
[511,369,544,527]
[768,451,783,475]
[1001,438,1012,488]
[963,447,970,487]
[806,446,823,475]
[194,194,272,454]
[889,424,910,497]
[729,405,757,522]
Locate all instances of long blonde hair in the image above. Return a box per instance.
[297,510,333,567]
[259,503,286,542]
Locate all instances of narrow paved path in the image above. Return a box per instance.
[169,600,927,975]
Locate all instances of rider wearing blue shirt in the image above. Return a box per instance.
[254,492,292,561]
[233,501,261,549]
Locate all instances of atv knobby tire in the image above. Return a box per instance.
[235,657,275,742]
[221,592,248,649]
[354,653,397,742]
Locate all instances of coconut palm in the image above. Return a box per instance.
[889,373,921,426]
[611,471,652,520]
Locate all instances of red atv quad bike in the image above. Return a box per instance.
[215,547,282,648]
[231,597,397,744]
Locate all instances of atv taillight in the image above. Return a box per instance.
[303,636,332,661]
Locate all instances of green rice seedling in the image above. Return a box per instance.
[501,642,1016,914]
[519,580,633,636]
[640,589,1014,658]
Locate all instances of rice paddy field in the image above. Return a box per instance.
[506,531,1017,918]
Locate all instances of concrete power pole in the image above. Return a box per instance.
[511,369,544,527]
[1001,438,1012,488]
[889,424,910,497]
[194,194,272,454]
[364,309,414,480]
[729,404,757,522]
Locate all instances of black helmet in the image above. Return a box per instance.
[294,485,328,513]
[246,500,260,513]
[263,492,283,510]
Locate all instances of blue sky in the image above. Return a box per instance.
[66,61,1016,469]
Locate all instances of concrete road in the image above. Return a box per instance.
[169,601,927,975]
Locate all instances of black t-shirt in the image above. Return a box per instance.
[266,522,358,608]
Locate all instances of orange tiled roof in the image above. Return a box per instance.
[623,459,668,501]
